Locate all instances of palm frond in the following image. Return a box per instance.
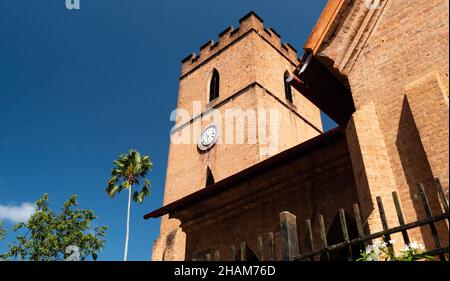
[120,180,130,190]
[132,191,139,202]
[105,185,121,198]
[133,184,151,204]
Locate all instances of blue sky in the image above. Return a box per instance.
[0,0,332,260]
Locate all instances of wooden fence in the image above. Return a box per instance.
[194,178,449,261]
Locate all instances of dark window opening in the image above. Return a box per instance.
[284,71,293,103]
[206,166,215,187]
[209,69,220,102]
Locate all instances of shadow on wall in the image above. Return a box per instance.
[320,210,361,261]
[396,96,448,249]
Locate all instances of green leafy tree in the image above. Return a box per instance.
[0,222,6,241]
[0,194,107,261]
[105,149,153,261]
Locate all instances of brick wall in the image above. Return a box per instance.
[318,0,449,248]
[178,134,358,261]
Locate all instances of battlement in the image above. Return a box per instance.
[180,11,301,77]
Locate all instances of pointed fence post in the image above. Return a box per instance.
[318,215,330,261]
[230,245,236,261]
[214,250,220,261]
[280,211,300,261]
[265,232,275,261]
[240,242,246,261]
[257,235,263,261]
[305,219,314,261]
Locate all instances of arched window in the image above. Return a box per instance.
[284,71,293,103]
[209,69,220,102]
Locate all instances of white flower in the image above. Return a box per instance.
[362,240,427,261]
[408,241,425,251]
[396,241,426,260]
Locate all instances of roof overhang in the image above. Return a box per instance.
[143,127,345,220]
[288,54,355,127]
[303,0,347,55]
[288,0,355,127]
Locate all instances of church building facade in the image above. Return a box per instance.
[145,0,449,261]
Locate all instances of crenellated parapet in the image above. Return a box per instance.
[180,11,301,77]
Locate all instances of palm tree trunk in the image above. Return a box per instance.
[124,186,132,261]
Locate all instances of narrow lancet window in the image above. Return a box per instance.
[284,71,293,103]
[209,69,220,102]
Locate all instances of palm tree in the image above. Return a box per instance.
[105,149,153,261]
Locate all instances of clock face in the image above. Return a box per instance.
[198,124,218,151]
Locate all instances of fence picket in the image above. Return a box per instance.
[240,241,246,261]
[392,191,410,244]
[265,232,274,261]
[230,245,236,261]
[257,235,263,261]
[280,211,300,261]
[339,209,353,260]
[376,196,395,258]
[418,183,445,261]
[305,219,314,261]
[318,215,330,261]
[353,203,367,251]
[214,250,220,261]
[434,178,449,214]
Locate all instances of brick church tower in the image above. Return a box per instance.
[152,12,323,261]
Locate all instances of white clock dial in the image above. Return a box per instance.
[198,124,218,151]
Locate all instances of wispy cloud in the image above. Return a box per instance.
[0,202,36,223]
